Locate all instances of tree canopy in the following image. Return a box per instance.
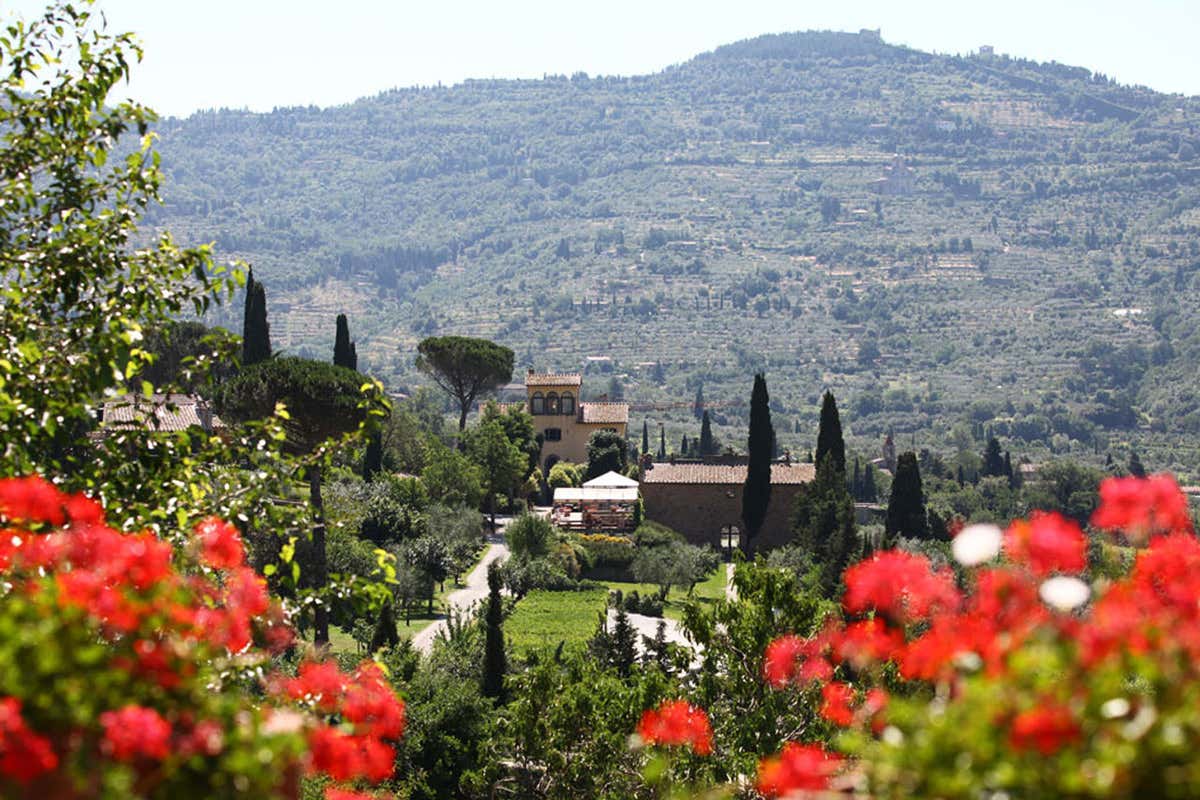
[415,336,514,431]
[742,373,774,554]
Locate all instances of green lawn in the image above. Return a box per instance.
[504,589,608,654]
[599,566,729,621]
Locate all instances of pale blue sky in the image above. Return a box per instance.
[6,0,1198,117]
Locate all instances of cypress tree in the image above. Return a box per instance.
[482,561,506,699]
[815,391,846,477]
[641,421,649,455]
[362,428,383,481]
[792,453,857,598]
[1128,451,1146,478]
[241,270,271,365]
[983,437,1005,477]
[368,600,400,653]
[693,384,705,419]
[658,427,666,460]
[699,410,714,456]
[680,435,688,455]
[885,452,928,544]
[334,313,355,369]
[742,373,774,555]
[851,458,862,500]
[863,463,878,502]
[612,605,636,678]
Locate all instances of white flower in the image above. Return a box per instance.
[952,523,1002,566]
[1039,576,1091,611]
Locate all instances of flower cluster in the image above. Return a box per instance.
[635,699,713,756]
[282,660,406,782]
[0,475,404,797]
[753,473,1200,797]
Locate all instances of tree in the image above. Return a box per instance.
[404,536,449,614]
[217,357,377,645]
[242,273,271,366]
[505,512,553,560]
[815,391,847,477]
[700,410,716,456]
[1128,451,1147,478]
[886,451,929,543]
[362,428,384,481]
[585,429,628,481]
[464,417,526,532]
[983,436,1006,477]
[482,561,506,699]
[369,601,400,653]
[694,384,705,420]
[421,442,485,509]
[642,421,650,455]
[742,373,774,556]
[415,336,514,432]
[792,455,858,597]
[334,313,357,371]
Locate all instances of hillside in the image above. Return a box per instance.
[146,30,1200,475]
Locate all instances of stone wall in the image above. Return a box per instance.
[640,482,802,552]
[535,416,627,467]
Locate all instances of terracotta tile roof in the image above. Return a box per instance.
[525,372,582,387]
[580,402,629,424]
[640,462,815,485]
[99,394,224,433]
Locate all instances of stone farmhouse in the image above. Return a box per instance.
[639,460,815,553]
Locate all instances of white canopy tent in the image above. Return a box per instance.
[582,470,639,489]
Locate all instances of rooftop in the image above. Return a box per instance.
[641,462,815,486]
[525,371,583,387]
[580,401,629,424]
[98,394,224,433]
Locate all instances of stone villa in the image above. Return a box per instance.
[519,370,629,469]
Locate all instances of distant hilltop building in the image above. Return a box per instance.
[871,154,916,196]
[518,369,628,469]
[859,28,882,42]
[979,45,995,57]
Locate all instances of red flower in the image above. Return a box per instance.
[1092,474,1193,542]
[64,493,105,527]
[343,663,406,740]
[195,517,245,570]
[0,476,66,526]
[1131,533,1200,616]
[834,618,904,668]
[1003,512,1086,576]
[100,705,172,761]
[819,682,855,727]
[756,742,842,796]
[843,550,959,623]
[763,633,833,688]
[1009,703,1080,755]
[287,661,349,711]
[636,699,713,755]
[0,697,58,783]
[326,789,384,800]
[307,726,396,782]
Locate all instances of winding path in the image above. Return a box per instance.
[411,519,511,654]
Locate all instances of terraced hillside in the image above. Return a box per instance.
[146,30,1200,475]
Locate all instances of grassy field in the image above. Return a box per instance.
[600,565,729,621]
[504,588,608,654]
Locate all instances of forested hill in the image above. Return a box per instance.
[147,30,1200,475]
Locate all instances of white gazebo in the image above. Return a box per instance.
[552,471,639,531]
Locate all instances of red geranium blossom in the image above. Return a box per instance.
[195,516,246,570]
[843,551,959,623]
[834,617,904,668]
[636,699,713,755]
[0,697,58,783]
[763,632,834,688]
[99,705,172,761]
[1003,512,1086,576]
[1009,703,1080,755]
[0,476,66,526]
[1091,474,1193,542]
[820,682,855,727]
[756,742,843,796]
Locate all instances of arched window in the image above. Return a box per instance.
[530,392,544,415]
[546,392,560,415]
[560,392,575,416]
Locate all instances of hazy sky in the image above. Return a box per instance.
[5,0,1198,117]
